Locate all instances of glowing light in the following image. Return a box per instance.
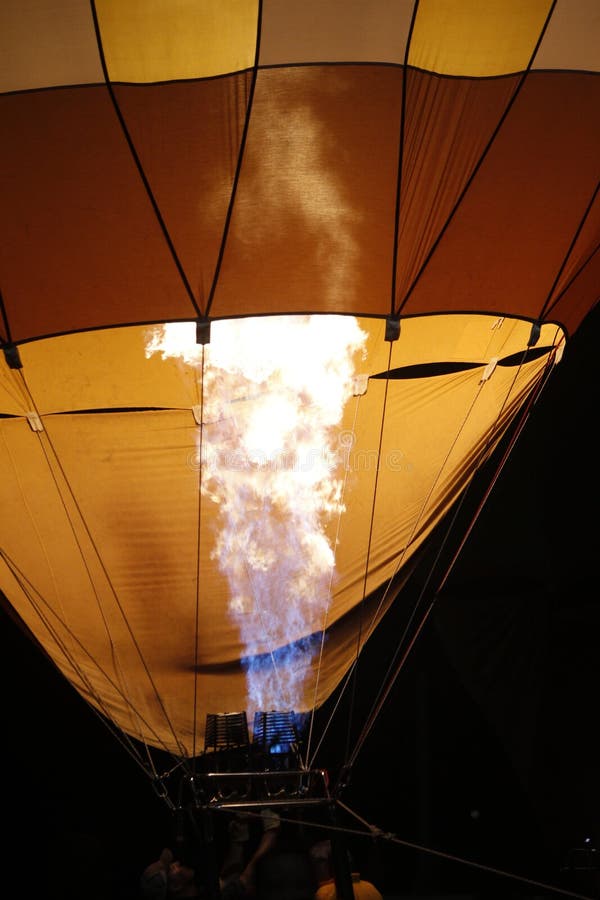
[146,315,367,712]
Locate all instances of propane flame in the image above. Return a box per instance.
[146,316,367,713]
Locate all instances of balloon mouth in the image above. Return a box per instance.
[240,631,323,664]
[188,631,322,673]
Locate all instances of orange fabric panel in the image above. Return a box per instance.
[113,74,253,309]
[1,3,598,346]
[547,192,600,336]
[1,87,195,343]
[210,65,403,319]
[395,70,521,304]
[400,72,600,327]
[551,247,600,340]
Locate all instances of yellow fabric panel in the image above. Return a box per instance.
[0,0,103,93]
[0,316,547,415]
[409,0,553,76]
[7,327,202,415]
[95,0,259,82]
[260,0,414,66]
[331,318,559,619]
[534,0,600,72]
[0,315,562,753]
[393,314,545,364]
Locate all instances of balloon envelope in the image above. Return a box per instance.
[0,1,598,758]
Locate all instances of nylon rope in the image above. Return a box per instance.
[12,368,191,765]
[305,386,364,769]
[326,356,483,771]
[347,342,560,768]
[330,339,396,781]
[206,796,593,900]
[310,334,498,770]
[434,347,561,596]
[0,547,166,775]
[333,799,593,900]
[0,402,169,783]
[191,344,207,764]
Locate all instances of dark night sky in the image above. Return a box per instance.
[1,303,598,898]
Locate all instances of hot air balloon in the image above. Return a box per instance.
[1,1,599,892]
